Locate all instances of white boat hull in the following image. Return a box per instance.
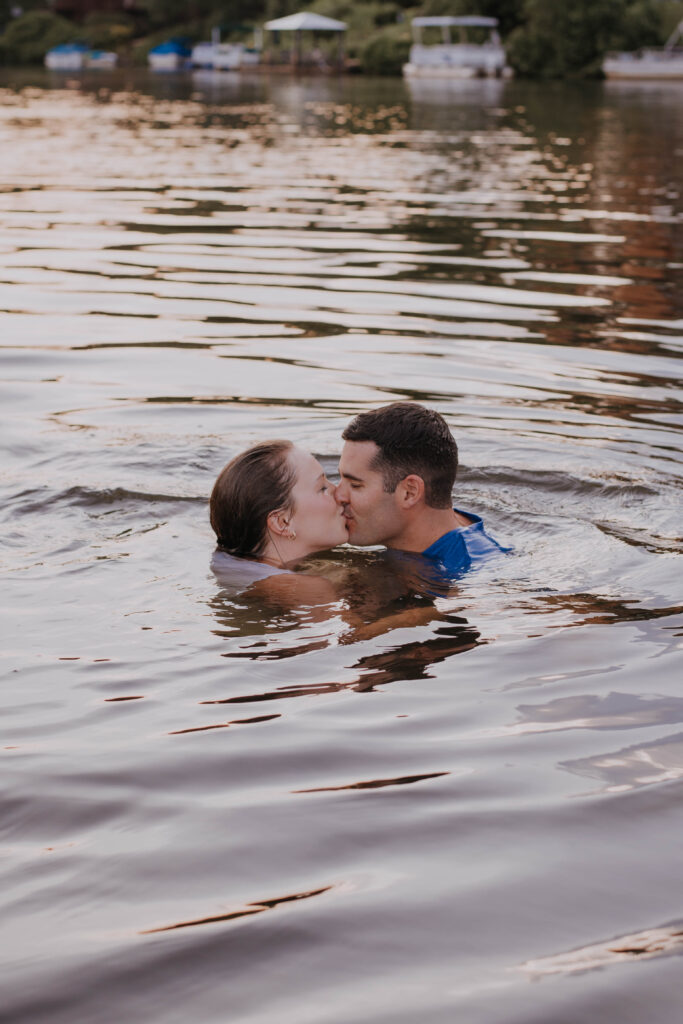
[404,63,511,78]
[603,57,683,78]
[148,53,187,71]
[403,42,509,79]
[45,53,85,70]
[191,43,218,68]
[213,44,248,70]
[86,52,118,69]
[603,41,683,79]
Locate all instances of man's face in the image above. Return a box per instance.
[336,440,404,546]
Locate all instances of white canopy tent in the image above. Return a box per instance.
[263,11,347,68]
[264,12,347,33]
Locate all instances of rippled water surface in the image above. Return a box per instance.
[1,69,682,1023]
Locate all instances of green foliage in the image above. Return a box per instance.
[408,0,524,35]
[658,0,683,38]
[476,0,525,35]
[373,4,401,27]
[421,0,459,14]
[138,0,198,31]
[81,12,136,51]
[506,0,625,78]
[264,0,298,19]
[360,30,411,74]
[313,0,402,28]
[506,0,666,75]
[0,0,47,31]
[0,9,78,64]
[208,0,263,30]
[0,0,674,74]
[308,0,354,19]
[609,0,662,50]
[135,0,256,33]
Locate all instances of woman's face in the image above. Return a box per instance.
[287,447,348,553]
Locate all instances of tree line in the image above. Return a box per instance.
[0,0,681,76]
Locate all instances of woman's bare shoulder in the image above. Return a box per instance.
[249,571,338,608]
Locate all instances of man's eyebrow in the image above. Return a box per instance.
[340,470,363,482]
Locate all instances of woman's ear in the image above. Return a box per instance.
[398,474,424,508]
[267,508,293,538]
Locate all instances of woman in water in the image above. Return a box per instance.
[209,439,475,661]
[210,438,479,679]
[210,440,348,589]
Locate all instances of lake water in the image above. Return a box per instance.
[1,68,682,1023]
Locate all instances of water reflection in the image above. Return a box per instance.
[562,732,683,793]
[490,692,683,737]
[1,68,682,1024]
[293,771,450,793]
[519,920,683,976]
[205,549,481,701]
[141,884,333,935]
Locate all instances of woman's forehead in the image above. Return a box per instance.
[290,446,323,479]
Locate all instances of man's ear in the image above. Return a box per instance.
[397,474,424,509]
[266,508,291,537]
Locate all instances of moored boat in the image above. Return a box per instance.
[45,43,89,71]
[85,50,118,69]
[603,19,683,78]
[214,43,246,70]
[191,40,218,68]
[191,25,261,71]
[148,39,191,72]
[403,15,510,79]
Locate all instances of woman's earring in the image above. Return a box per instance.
[288,530,297,540]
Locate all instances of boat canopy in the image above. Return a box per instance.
[47,42,89,53]
[149,39,191,55]
[264,12,347,32]
[411,16,499,28]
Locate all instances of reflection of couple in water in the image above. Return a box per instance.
[210,402,506,596]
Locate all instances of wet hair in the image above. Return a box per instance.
[210,440,295,557]
[342,402,458,509]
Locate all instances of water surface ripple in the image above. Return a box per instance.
[1,71,682,1024]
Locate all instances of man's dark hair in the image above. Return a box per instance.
[342,402,458,509]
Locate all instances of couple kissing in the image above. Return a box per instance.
[209,402,507,592]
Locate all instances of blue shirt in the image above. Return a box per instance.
[421,508,509,578]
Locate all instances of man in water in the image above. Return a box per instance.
[336,402,507,578]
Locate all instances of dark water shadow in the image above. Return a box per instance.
[203,548,482,704]
[140,884,332,935]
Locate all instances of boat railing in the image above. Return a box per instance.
[604,18,683,62]
[408,41,506,68]
[605,46,683,62]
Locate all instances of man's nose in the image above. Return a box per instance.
[334,480,348,503]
